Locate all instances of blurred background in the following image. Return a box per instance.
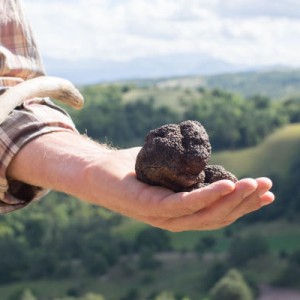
[1,0,300,299]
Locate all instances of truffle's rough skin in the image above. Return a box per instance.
[135,120,238,192]
[135,120,211,192]
[204,165,238,184]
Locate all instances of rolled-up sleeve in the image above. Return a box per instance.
[0,1,80,212]
[0,98,78,213]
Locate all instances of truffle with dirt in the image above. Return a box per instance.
[135,120,237,192]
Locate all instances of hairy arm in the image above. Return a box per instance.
[7,131,274,232]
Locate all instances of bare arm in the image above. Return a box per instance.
[7,131,274,232]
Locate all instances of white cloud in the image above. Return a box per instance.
[215,0,300,19]
[22,0,300,68]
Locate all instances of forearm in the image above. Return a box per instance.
[7,131,146,216]
[7,132,114,202]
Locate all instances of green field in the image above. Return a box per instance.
[211,123,300,178]
[122,86,200,113]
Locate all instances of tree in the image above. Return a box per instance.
[248,95,271,109]
[184,91,246,149]
[138,248,161,270]
[273,248,300,288]
[282,96,300,123]
[53,293,106,300]
[209,269,254,300]
[155,291,176,300]
[184,89,286,150]
[81,293,106,300]
[195,235,216,257]
[120,288,140,300]
[201,262,228,291]
[0,235,29,283]
[20,289,37,300]
[153,291,191,300]
[290,249,300,267]
[228,235,269,267]
[135,227,172,252]
[273,264,300,288]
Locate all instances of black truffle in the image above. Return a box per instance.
[135,120,237,192]
[135,120,211,192]
[204,165,238,184]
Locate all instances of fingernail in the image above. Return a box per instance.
[260,192,275,205]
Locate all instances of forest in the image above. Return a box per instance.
[1,72,300,300]
[72,84,294,150]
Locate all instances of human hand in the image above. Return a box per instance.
[7,133,274,232]
[86,147,274,232]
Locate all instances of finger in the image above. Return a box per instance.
[146,179,258,231]
[260,191,275,206]
[256,177,273,194]
[257,177,275,206]
[227,177,274,219]
[147,179,236,218]
[190,178,258,223]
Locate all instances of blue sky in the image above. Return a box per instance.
[23,0,300,71]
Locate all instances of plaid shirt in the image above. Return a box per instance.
[0,0,77,213]
[0,0,45,88]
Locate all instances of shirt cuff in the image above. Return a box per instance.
[0,98,78,213]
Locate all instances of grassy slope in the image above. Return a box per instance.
[122,86,200,113]
[211,123,300,178]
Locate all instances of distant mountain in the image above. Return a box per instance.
[139,68,300,100]
[43,53,251,85]
[43,53,300,100]
[204,69,300,99]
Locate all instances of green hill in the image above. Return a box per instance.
[124,68,300,100]
[205,69,300,99]
[211,123,300,179]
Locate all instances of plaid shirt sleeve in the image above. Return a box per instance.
[0,0,45,86]
[0,0,79,213]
